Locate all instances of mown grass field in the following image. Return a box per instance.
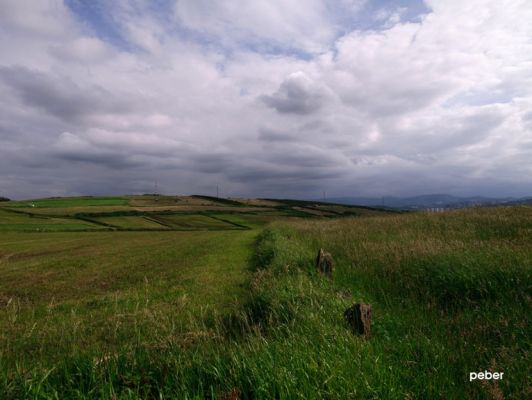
[0,197,530,399]
[0,230,254,362]
[91,216,169,230]
[0,209,101,232]
[5,197,129,208]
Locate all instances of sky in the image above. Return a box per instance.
[0,0,531,200]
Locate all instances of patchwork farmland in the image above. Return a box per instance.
[0,196,530,398]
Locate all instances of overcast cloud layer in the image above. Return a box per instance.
[0,0,531,199]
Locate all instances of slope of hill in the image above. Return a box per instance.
[326,193,525,209]
[0,195,392,232]
[1,198,528,398]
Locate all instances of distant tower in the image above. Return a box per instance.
[216,185,219,198]
[154,180,158,202]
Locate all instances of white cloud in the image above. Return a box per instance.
[0,0,531,199]
[174,0,365,53]
[0,0,74,39]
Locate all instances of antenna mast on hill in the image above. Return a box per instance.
[216,185,219,198]
[154,180,158,202]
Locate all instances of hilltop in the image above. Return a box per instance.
[326,193,532,209]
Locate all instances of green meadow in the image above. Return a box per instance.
[5,196,129,209]
[0,196,530,399]
[0,209,101,232]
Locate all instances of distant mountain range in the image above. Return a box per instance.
[323,194,532,210]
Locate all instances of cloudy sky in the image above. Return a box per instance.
[1,0,531,200]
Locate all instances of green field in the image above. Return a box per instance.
[248,207,531,399]
[6,196,129,208]
[0,198,530,398]
[0,230,254,364]
[0,209,102,232]
[90,216,168,230]
[0,196,353,232]
[151,214,242,230]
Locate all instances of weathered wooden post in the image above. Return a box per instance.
[316,248,334,278]
[344,303,372,337]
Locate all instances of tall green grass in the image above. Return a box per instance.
[254,206,531,398]
[1,207,530,398]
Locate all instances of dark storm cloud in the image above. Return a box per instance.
[257,128,300,142]
[260,72,331,115]
[188,153,235,174]
[258,129,290,142]
[226,164,340,184]
[266,148,345,169]
[53,151,142,169]
[0,66,135,123]
[180,144,345,190]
